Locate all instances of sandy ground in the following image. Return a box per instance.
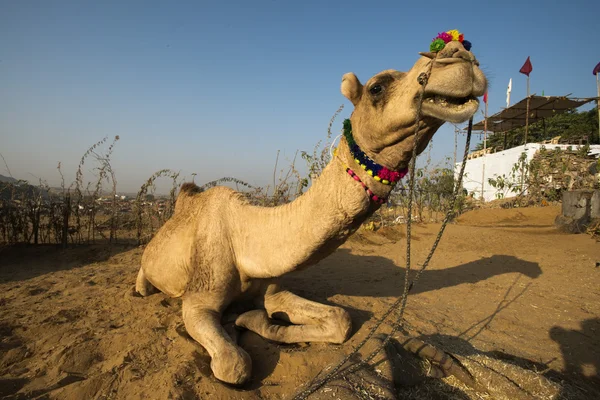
[1,205,599,399]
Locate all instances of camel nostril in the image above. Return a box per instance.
[442,47,459,58]
[453,50,475,62]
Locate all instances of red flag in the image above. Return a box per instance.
[519,56,533,76]
[483,91,488,103]
[593,61,600,76]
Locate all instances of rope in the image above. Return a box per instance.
[291,55,475,399]
[329,133,343,159]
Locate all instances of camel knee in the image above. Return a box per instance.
[327,307,352,343]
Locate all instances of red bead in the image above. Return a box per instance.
[345,165,388,205]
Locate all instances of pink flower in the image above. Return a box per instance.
[378,168,402,182]
[389,171,401,181]
[436,32,452,43]
[378,169,392,180]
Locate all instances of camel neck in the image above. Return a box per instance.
[233,139,398,278]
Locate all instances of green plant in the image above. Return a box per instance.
[388,156,467,224]
[487,152,529,200]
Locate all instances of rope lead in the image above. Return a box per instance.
[292,56,474,400]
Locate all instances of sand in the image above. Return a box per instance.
[1,205,599,399]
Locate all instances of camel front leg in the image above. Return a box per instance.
[182,294,252,385]
[236,290,352,344]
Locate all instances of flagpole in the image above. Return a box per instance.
[507,78,512,108]
[525,75,530,146]
[518,56,533,193]
[481,97,488,201]
[597,73,599,143]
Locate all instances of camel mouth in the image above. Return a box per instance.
[420,94,479,123]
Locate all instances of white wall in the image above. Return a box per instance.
[455,144,600,202]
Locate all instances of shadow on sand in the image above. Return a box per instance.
[279,251,541,341]
[272,250,554,397]
[548,318,600,395]
[0,242,137,283]
[283,249,541,299]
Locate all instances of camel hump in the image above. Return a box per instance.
[180,182,203,195]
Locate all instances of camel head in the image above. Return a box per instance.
[341,38,487,171]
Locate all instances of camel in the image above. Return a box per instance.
[136,38,487,385]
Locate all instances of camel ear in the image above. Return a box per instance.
[341,73,362,106]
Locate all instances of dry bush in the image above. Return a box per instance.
[365,154,468,230]
[134,169,181,245]
[1,105,471,246]
[0,137,124,246]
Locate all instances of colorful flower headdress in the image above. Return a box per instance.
[430,29,471,52]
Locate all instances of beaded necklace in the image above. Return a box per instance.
[344,167,386,205]
[342,119,408,185]
[337,119,409,205]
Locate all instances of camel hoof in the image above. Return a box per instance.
[235,309,269,331]
[135,282,158,297]
[210,347,252,385]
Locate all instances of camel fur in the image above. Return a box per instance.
[136,40,487,385]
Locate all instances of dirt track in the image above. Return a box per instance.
[1,206,599,399]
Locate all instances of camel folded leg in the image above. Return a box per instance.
[182,294,252,385]
[235,290,352,344]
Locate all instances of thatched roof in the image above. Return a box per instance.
[471,96,597,133]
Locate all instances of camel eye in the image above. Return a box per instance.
[369,84,383,95]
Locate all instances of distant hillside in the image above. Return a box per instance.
[0,175,50,201]
[0,174,19,184]
[0,174,153,200]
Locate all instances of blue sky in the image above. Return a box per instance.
[1,0,598,193]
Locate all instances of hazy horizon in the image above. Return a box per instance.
[2,1,599,194]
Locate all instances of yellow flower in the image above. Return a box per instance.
[447,29,460,41]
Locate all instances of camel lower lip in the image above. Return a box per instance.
[424,95,475,107]
[420,96,479,123]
